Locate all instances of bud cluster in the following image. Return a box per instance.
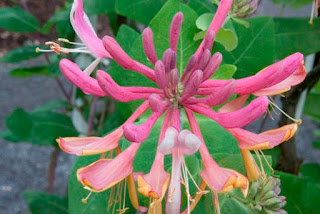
[247,176,287,214]
[229,0,258,18]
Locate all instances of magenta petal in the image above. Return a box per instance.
[123,107,169,143]
[96,70,152,102]
[59,59,106,96]
[202,52,223,81]
[142,27,158,65]
[77,143,140,192]
[180,70,203,102]
[71,0,111,58]
[169,12,184,52]
[218,95,249,113]
[187,96,269,128]
[185,79,236,106]
[235,53,304,95]
[102,36,155,81]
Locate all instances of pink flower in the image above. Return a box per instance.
[57,0,305,212]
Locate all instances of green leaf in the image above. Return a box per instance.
[32,100,69,113]
[9,66,50,78]
[299,163,320,183]
[313,140,320,149]
[84,0,116,15]
[23,191,68,214]
[274,18,320,59]
[186,0,217,15]
[276,171,320,213]
[196,13,214,31]
[272,0,313,9]
[68,155,127,214]
[5,108,32,140]
[115,0,167,25]
[0,7,40,32]
[1,45,42,63]
[219,17,275,78]
[212,64,237,79]
[3,108,78,146]
[304,92,320,122]
[215,26,238,52]
[231,17,250,28]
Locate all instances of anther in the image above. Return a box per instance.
[81,190,93,204]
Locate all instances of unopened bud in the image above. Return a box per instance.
[230,0,258,18]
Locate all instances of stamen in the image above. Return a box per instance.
[269,100,302,124]
[83,57,102,75]
[58,38,86,46]
[81,189,93,204]
[36,41,91,55]
[309,0,316,24]
[254,150,266,178]
[259,150,274,175]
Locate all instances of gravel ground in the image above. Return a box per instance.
[0,1,318,214]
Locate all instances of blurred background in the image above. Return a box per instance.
[0,0,319,213]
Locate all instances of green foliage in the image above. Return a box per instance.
[304,91,320,122]
[0,7,40,32]
[299,163,320,183]
[1,45,43,63]
[277,171,320,213]
[274,18,320,59]
[2,108,78,146]
[23,191,68,214]
[115,0,167,25]
[84,0,116,15]
[219,17,275,78]
[212,64,237,80]
[9,66,50,78]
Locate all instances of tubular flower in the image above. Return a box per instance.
[56,0,306,212]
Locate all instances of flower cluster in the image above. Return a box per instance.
[51,0,306,213]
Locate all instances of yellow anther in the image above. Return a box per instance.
[58,38,70,43]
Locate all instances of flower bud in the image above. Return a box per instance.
[230,0,258,18]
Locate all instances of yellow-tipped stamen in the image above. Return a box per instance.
[259,150,274,175]
[309,0,316,24]
[126,173,141,211]
[108,186,116,211]
[254,150,266,178]
[36,40,91,55]
[58,38,86,46]
[81,189,93,204]
[181,161,191,214]
[269,100,301,123]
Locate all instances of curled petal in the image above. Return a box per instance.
[96,70,152,102]
[124,107,169,143]
[186,79,236,106]
[137,153,170,199]
[149,94,169,113]
[57,127,123,156]
[198,49,211,71]
[169,12,184,52]
[59,59,106,96]
[187,96,269,128]
[218,95,249,113]
[77,143,140,192]
[142,27,158,65]
[102,36,155,81]
[253,63,306,96]
[201,156,249,197]
[154,60,167,89]
[240,149,260,181]
[228,123,298,150]
[70,0,111,58]
[235,53,305,95]
[162,48,177,73]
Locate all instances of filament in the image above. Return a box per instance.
[269,100,301,124]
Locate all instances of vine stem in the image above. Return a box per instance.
[48,148,60,192]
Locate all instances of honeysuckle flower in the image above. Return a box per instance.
[56,0,305,212]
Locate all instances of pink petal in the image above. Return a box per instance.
[181,55,198,82]
[123,105,169,143]
[169,12,184,52]
[102,36,155,81]
[186,96,269,128]
[70,0,111,58]
[59,59,106,96]
[158,127,179,155]
[185,79,236,106]
[57,127,122,156]
[198,49,211,71]
[149,94,168,113]
[142,27,158,65]
[218,95,249,113]
[77,143,140,192]
[253,63,306,96]
[179,70,203,102]
[235,53,305,95]
[162,48,177,73]
[199,79,234,89]
[96,70,153,102]
[228,123,298,150]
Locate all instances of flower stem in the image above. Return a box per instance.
[48,147,60,193]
